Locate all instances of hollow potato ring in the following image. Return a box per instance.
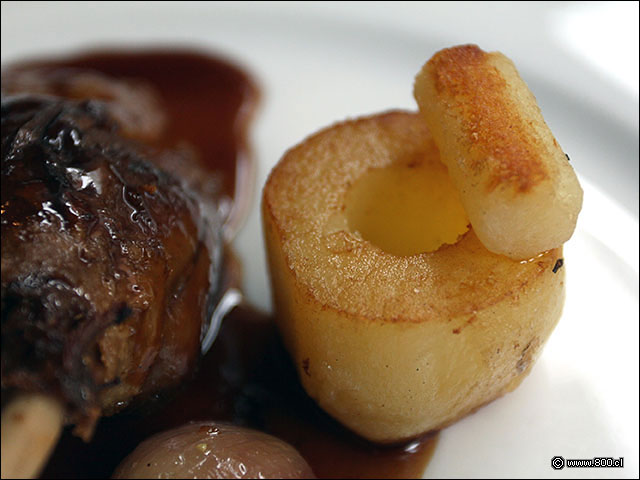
[262,111,565,443]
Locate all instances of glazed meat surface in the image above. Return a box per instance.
[1,65,167,142]
[1,94,223,438]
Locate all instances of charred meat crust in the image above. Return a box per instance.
[1,95,223,437]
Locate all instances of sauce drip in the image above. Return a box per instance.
[5,50,437,478]
[42,306,438,479]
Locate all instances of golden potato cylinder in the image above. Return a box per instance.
[262,111,565,443]
[414,45,583,260]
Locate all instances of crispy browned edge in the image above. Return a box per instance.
[424,44,549,193]
[261,110,561,325]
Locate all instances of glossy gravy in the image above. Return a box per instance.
[10,51,437,479]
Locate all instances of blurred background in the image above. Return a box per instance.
[2,2,638,478]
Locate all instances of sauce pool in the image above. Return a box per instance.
[42,306,438,479]
[7,50,438,478]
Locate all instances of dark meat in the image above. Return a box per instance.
[1,93,224,439]
[2,66,167,142]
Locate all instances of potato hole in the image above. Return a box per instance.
[345,154,469,256]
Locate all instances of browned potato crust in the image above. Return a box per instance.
[414,45,583,259]
[262,111,565,443]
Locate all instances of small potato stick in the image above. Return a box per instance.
[414,45,583,259]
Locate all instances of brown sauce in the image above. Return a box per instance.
[4,50,437,478]
[42,305,438,479]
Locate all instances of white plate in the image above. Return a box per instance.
[2,2,638,478]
